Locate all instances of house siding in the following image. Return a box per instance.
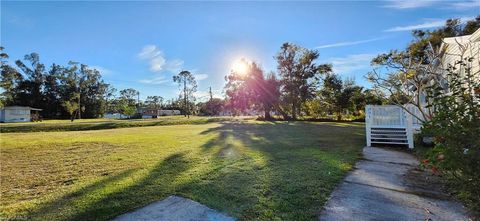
[1,108,31,123]
[441,29,480,80]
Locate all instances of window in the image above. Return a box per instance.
[10,109,28,115]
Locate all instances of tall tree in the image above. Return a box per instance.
[79,65,109,118]
[118,88,139,116]
[0,47,23,106]
[15,53,46,109]
[225,60,280,119]
[202,98,225,116]
[59,62,84,121]
[275,43,331,119]
[42,64,63,118]
[104,85,117,113]
[119,88,139,106]
[58,63,110,120]
[173,71,197,118]
[319,74,359,120]
[261,72,281,119]
[145,96,164,109]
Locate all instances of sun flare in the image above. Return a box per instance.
[231,59,249,75]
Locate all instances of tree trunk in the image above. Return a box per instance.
[183,77,187,117]
[77,78,82,120]
[292,101,297,120]
[264,107,271,120]
[337,111,342,121]
[77,95,81,120]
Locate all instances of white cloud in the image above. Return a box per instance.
[384,16,475,32]
[194,91,210,98]
[382,0,439,9]
[138,45,162,59]
[194,74,209,81]
[150,56,166,72]
[450,0,480,9]
[315,37,385,49]
[138,45,184,73]
[194,89,222,101]
[139,76,169,85]
[137,45,205,85]
[323,54,377,75]
[383,0,480,11]
[385,20,445,32]
[164,59,184,73]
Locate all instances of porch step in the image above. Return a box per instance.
[371,141,409,145]
[371,134,407,138]
[369,127,408,146]
[365,105,416,149]
[371,137,407,141]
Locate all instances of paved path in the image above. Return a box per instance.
[319,147,469,221]
[113,196,234,221]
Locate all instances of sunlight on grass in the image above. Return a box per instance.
[0,120,365,220]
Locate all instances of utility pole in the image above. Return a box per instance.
[184,75,188,118]
[137,91,140,113]
[209,87,213,101]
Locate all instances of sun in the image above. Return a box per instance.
[231,59,249,76]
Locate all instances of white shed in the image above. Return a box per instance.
[0,106,42,123]
[140,109,181,118]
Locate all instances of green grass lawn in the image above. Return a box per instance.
[0,116,246,133]
[0,120,365,220]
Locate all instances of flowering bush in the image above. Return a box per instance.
[421,56,480,214]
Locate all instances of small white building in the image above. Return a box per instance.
[0,106,42,123]
[141,109,181,118]
[104,113,129,119]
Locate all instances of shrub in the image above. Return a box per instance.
[421,56,480,214]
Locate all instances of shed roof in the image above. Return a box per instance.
[1,106,43,111]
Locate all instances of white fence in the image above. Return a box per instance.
[365,104,426,149]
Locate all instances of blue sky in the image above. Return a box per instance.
[1,1,479,101]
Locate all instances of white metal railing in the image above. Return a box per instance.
[365,105,425,149]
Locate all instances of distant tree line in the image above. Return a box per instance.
[0,49,166,120]
[0,50,112,120]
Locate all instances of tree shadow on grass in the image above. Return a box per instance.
[24,168,138,220]
[26,152,192,221]
[23,121,364,221]
[178,121,365,220]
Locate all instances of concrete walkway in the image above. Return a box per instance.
[319,147,469,221]
[113,196,234,221]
